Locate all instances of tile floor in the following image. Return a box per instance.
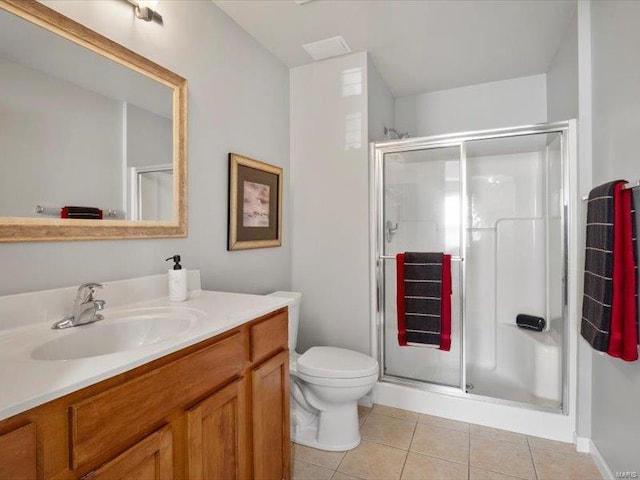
[291,404,602,480]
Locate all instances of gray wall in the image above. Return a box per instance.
[0,58,122,217]
[367,56,395,142]
[126,104,172,170]
[394,74,547,137]
[546,10,578,123]
[0,0,290,298]
[590,0,640,472]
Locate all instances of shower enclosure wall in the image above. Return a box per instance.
[370,122,579,440]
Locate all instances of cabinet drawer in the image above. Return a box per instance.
[71,332,246,468]
[0,423,36,480]
[250,310,288,362]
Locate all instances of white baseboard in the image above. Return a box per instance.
[590,439,615,480]
[574,433,591,453]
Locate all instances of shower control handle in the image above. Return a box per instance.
[385,220,399,243]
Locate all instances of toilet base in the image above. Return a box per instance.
[292,425,361,452]
[291,401,362,452]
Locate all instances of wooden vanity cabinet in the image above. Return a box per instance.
[0,307,290,480]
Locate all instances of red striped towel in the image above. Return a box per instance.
[396,253,452,351]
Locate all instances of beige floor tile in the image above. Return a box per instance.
[470,436,536,480]
[338,440,407,480]
[527,435,577,454]
[410,423,469,464]
[401,452,468,480]
[332,472,364,480]
[358,405,372,426]
[294,443,347,470]
[361,413,416,449]
[470,467,527,480]
[418,414,470,432]
[372,404,420,423]
[293,459,335,480]
[470,424,528,445]
[532,448,602,480]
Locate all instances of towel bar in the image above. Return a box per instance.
[35,205,119,217]
[581,180,640,201]
[380,255,464,262]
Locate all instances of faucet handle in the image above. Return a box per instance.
[77,282,104,302]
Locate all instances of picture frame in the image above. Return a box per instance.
[228,153,283,251]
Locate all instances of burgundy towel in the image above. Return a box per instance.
[61,206,103,220]
[396,253,452,351]
[440,255,452,351]
[608,185,638,361]
[396,253,407,346]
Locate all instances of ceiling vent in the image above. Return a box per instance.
[302,36,352,61]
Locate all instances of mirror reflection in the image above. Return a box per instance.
[0,7,174,222]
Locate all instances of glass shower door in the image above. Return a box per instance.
[382,146,463,388]
[464,132,564,409]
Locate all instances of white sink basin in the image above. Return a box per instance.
[31,307,204,361]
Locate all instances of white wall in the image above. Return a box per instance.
[395,74,547,137]
[546,11,578,123]
[590,0,640,473]
[290,51,370,354]
[0,58,122,217]
[0,0,290,297]
[367,56,394,142]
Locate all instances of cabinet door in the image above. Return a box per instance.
[252,350,290,480]
[0,423,37,480]
[186,378,247,480]
[84,426,172,480]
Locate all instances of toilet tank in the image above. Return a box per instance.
[267,291,302,352]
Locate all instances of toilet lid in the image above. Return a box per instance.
[297,346,378,379]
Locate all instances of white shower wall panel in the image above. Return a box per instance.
[496,218,546,326]
[465,150,546,373]
[467,151,545,228]
[465,230,497,371]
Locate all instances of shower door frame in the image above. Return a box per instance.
[370,121,575,414]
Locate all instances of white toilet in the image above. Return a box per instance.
[268,291,378,451]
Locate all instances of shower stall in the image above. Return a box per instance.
[370,122,579,437]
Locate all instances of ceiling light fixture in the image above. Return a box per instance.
[126,0,163,24]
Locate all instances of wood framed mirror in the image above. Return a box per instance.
[0,0,187,242]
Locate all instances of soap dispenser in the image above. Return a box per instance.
[165,255,188,302]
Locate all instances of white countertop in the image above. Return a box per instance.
[0,290,291,422]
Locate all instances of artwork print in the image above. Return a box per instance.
[243,181,270,227]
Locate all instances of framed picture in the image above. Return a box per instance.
[228,153,283,250]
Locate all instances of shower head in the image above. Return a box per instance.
[384,126,410,140]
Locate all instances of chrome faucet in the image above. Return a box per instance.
[52,283,106,330]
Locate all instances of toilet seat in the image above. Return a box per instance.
[295,370,378,388]
[297,346,378,379]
